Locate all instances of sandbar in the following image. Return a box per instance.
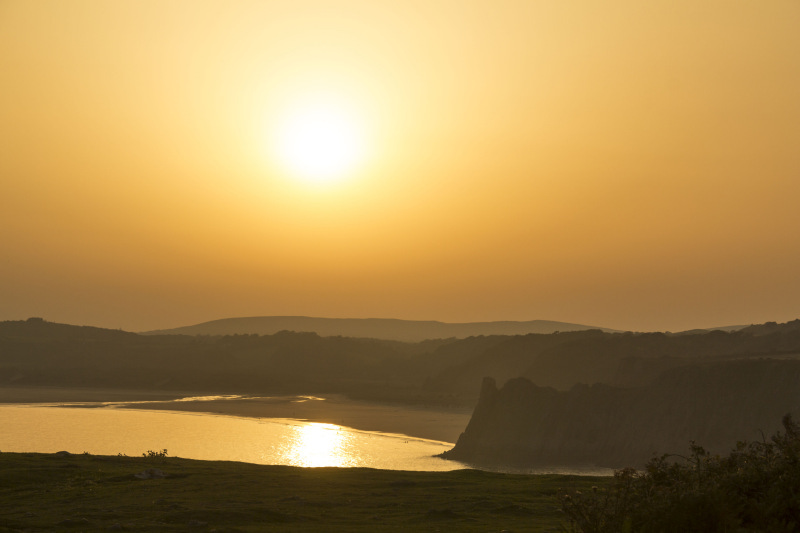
[0,387,472,443]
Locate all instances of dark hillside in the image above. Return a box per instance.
[426,322,800,394]
[0,319,421,397]
[4,318,800,409]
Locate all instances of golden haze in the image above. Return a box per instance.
[1,1,799,332]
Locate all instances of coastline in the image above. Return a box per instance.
[0,386,472,443]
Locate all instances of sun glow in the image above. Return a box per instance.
[287,422,353,467]
[272,97,368,184]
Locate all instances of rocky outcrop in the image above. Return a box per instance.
[441,360,800,468]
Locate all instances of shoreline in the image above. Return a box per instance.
[0,386,472,443]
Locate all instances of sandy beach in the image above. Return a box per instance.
[0,387,472,443]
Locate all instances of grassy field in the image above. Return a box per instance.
[0,452,608,532]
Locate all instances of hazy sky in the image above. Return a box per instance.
[2,1,799,333]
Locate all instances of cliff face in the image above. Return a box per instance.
[441,360,800,469]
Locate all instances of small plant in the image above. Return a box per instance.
[142,449,168,459]
[560,414,800,532]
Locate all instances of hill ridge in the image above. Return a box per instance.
[141,316,618,342]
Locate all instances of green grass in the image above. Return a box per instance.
[0,452,608,532]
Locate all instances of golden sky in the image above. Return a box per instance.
[2,0,799,332]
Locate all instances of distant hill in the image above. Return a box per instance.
[674,324,749,335]
[142,316,616,342]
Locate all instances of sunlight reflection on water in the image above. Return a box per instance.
[0,405,463,471]
[283,422,354,467]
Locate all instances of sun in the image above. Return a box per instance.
[272,97,367,184]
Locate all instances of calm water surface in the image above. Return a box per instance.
[0,404,462,471]
[0,398,612,475]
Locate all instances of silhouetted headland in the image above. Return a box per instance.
[441,361,800,468]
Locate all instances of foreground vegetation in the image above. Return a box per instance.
[0,452,605,532]
[561,415,800,532]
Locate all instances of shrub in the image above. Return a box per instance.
[560,414,800,532]
[142,449,168,459]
